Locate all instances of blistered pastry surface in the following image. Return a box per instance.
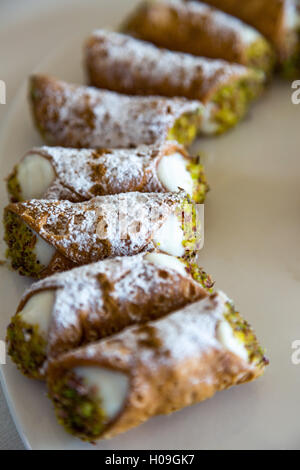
[18,253,206,358]
[28,143,182,200]
[49,293,264,439]
[7,191,185,264]
[124,0,265,65]
[74,293,227,368]
[30,75,202,148]
[201,0,296,60]
[86,30,252,102]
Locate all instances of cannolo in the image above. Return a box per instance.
[196,0,300,77]
[123,0,275,75]
[85,30,265,136]
[30,75,203,148]
[47,292,268,442]
[7,253,212,380]
[4,190,203,278]
[6,142,208,204]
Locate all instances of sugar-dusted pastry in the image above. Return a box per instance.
[47,292,268,442]
[197,0,300,77]
[85,30,265,135]
[6,142,208,204]
[123,0,275,75]
[4,190,203,278]
[30,75,203,148]
[7,253,212,379]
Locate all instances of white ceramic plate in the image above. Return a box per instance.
[1,1,300,450]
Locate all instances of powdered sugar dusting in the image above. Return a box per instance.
[21,255,143,328]
[18,253,201,356]
[14,191,185,264]
[31,75,202,148]
[124,0,268,67]
[76,292,230,369]
[87,29,251,102]
[172,0,262,45]
[28,143,172,200]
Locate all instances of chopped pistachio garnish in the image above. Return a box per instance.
[183,258,214,292]
[7,168,22,202]
[246,39,276,76]
[224,302,268,368]
[212,76,264,134]
[187,155,209,203]
[177,195,202,254]
[51,372,107,442]
[168,110,202,146]
[6,314,47,379]
[4,210,46,277]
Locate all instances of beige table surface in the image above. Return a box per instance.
[0,0,124,450]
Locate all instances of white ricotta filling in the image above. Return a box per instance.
[144,252,187,276]
[217,319,249,362]
[74,366,129,420]
[284,0,300,31]
[20,290,55,335]
[17,154,55,200]
[33,231,56,267]
[153,213,185,257]
[200,103,219,135]
[157,152,194,196]
[240,25,262,46]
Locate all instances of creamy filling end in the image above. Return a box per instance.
[144,252,187,276]
[217,319,249,362]
[157,152,194,196]
[20,290,55,335]
[33,231,56,268]
[153,213,185,257]
[17,154,55,200]
[74,366,129,420]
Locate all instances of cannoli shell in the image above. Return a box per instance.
[123,0,268,65]
[30,75,202,149]
[18,254,208,362]
[201,0,298,62]
[85,30,257,104]
[13,142,188,202]
[5,191,187,276]
[48,293,266,440]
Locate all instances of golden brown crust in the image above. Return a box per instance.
[43,252,77,278]
[10,142,188,202]
[18,254,208,364]
[123,0,264,65]
[48,293,266,440]
[85,30,255,104]
[202,0,298,62]
[5,191,186,275]
[29,75,202,148]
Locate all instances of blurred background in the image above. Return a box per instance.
[0,0,138,125]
